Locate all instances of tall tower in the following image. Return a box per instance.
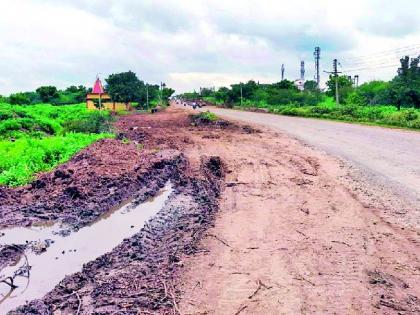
[300,60,305,81]
[314,47,321,88]
[281,64,285,81]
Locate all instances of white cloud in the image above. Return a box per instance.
[0,0,419,95]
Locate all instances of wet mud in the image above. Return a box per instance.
[1,109,227,313]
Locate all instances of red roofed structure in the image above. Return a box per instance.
[92,77,105,94]
[86,76,131,112]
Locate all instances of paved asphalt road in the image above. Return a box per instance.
[196,106,420,200]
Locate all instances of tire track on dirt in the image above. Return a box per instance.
[177,111,420,314]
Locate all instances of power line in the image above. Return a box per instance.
[341,63,400,73]
[341,44,420,63]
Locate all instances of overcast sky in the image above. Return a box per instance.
[0,0,419,94]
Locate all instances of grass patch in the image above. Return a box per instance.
[0,133,112,186]
[0,103,115,186]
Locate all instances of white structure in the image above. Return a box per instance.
[294,79,305,91]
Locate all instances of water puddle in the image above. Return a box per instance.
[0,182,173,313]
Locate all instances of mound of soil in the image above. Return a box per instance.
[0,139,184,229]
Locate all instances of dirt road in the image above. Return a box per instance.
[176,105,420,314]
[196,107,420,206]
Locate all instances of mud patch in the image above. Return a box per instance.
[10,157,224,314]
[0,140,184,229]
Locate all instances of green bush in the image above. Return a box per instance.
[63,111,114,134]
[194,111,218,122]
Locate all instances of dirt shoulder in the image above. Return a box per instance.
[177,106,420,314]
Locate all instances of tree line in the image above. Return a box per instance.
[181,55,420,110]
[0,71,175,108]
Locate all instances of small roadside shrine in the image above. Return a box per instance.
[86,77,130,111]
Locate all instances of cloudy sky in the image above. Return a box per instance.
[0,0,419,94]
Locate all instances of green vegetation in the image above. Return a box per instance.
[0,103,114,186]
[194,111,218,122]
[0,70,177,186]
[0,133,109,186]
[268,97,420,129]
[105,71,175,109]
[6,85,88,105]
[180,55,420,129]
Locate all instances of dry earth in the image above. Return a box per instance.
[176,104,420,314]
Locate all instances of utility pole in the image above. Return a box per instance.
[324,59,341,104]
[240,82,243,106]
[333,59,340,104]
[300,60,305,81]
[314,47,321,89]
[281,64,285,81]
[146,84,149,108]
[159,82,163,105]
[354,75,359,88]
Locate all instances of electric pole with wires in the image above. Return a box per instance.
[324,59,342,104]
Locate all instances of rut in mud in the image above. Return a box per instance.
[0,108,232,314]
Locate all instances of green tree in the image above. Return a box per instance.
[162,87,175,100]
[304,80,318,91]
[389,55,420,109]
[274,80,297,90]
[215,87,229,103]
[326,75,353,102]
[200,87,215,97]
[105,71,143,104]
[36,86,59,103]
[9,93,30,105]
[353,81,391,105]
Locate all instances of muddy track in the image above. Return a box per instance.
[0,108,236,314]
[11,156,225,314]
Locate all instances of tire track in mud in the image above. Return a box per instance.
[1,108,243,314]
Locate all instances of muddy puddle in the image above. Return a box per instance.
[0,182,173,313]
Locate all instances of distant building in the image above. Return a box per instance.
[86,77,131,111]
[294,79,305,91]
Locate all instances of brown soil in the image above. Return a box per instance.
[174,105,419,314]
[1,105,419,314]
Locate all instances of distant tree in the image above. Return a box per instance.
[215,87,229,103]
[162,87,175,100]
[326,75,353,102]
[9,93,30,105]
[353,80,391,105]
[105,71,143,104]
[304,80,318,91]
[63,85,87,103]
[389,55,420,109]
[36,86,59,103]
[274,80,296,90]
[200,87,215,97]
